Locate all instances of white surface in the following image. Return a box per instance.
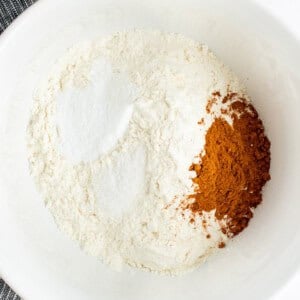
[251,2,300,299]
[254,2,300,299]
[0,0,300,299]
[255,0,300,41]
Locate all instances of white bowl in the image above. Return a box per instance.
[0,0,300,299]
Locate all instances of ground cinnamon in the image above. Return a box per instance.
[187,92,271,236]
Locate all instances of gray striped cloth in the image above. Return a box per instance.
[0,0,36,33]
[0,1,37,298]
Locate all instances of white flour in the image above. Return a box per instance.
[27,30,245,274]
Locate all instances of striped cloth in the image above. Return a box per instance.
[0,0,36,32]
[0,281,19,300]
[0,1,37,298]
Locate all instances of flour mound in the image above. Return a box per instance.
[27,30,244,274]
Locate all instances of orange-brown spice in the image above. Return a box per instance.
[206,97,217,113]
[198,118,205,125]
[187,92,271,236]
[218,242,226,248]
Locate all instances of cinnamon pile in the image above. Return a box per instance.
[187,92,271,237]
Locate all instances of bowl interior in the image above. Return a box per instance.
[0,0,300,299]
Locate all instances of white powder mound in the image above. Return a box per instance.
[27,30,245,274]
[56,58,137,163]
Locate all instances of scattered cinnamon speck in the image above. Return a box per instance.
[218,242,226,249]
[198,118,205,125]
